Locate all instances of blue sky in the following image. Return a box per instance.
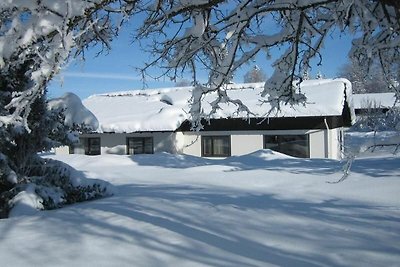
[48,23,353,100]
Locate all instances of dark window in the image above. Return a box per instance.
[69,143,82,154]
[69,143,74,154]
[83,137,101,155]
[69,144,78,154]
[127,137,154,155]
[264,135,309,158]
[202,136,231,157]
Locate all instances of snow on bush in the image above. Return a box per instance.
[7,157,114,217]
[48,92,99,130]
[0,1,133,218]
[0,91,108,218]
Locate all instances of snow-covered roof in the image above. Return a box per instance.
[83,79,354,133]
[352,93,398,109]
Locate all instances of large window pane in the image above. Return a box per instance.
[264,135,309,158]
[127,137,153,155]
[202,137,213,156]
[69,142,84,154]
[264,135,280,151]
[81,137,101,155]
[213,138,225,155]
[143,138,153,154]
[202,136,231,157]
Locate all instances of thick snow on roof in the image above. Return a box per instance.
[352,93,398,109]
[83,79,353,133]
[83,88,191,132]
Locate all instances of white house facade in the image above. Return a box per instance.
[55,79,355,160]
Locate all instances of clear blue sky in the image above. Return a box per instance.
[48,23,353,100]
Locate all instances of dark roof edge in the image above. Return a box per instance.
[177,115,351,132]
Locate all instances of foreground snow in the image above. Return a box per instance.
[0,150,399,266]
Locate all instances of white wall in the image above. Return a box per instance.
[56,128,344,159]
[54,146,70,155]
[309,128,344,160]
[179,132,199,156]
[56,132,178,155]
[309,130,326,158]
[179,132,266,157]
[181,130,335,159]
[106,132,177,154]
[151,132,177,154]
[231,134,263,156]
[81,132,178,155]
[329,128,344,160]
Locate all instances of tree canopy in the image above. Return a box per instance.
[0,0,400,216]
[136,0,400,126]
[337,60,399,94]
[1,0,399,129]
[0,0,135,217]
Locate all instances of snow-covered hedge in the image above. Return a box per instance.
[1,156,114,218]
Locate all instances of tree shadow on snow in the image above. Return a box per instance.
[17,183,400,267]
[129,150,340,174]
[349,156,400,178]
[128,150,400,177]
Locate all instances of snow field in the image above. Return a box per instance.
[0,149,399,266]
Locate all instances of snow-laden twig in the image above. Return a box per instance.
[0,0,135,131]
[328,154,355,184]
[136,0,399,128]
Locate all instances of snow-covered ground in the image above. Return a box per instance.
[1,133,399,266]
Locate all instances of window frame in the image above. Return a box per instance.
[201,135,231,157]
[263,134,310,158]
[126,137,154,155]
[69,141,84,155]
[84,137,101,155]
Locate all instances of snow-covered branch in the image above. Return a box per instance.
[136,0,400,127]
[0,0,136,131]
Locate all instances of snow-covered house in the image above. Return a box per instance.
[353,92,398,116]
[55,79,354,159]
